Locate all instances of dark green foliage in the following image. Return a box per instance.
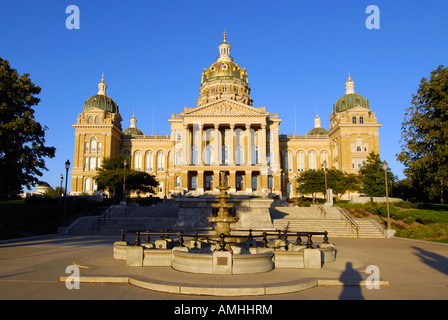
[0,58,56,198]
[359,152,394,197]
[94,154,158,198]
[397,65,448,203]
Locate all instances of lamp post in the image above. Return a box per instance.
[382,160,391,232]
[123,159,127,201]
[322,160,328,202]
[63,160,70,225]
[60,174,63,197]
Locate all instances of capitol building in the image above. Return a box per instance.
[71,34,381,198]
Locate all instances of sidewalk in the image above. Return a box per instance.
[0,235,447,300]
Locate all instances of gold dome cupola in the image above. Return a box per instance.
[197,32,253,106]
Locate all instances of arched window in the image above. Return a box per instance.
[297,151,305,172]
[85,142,89,152]
[90,157,96,169]
[320,151,329,168]
[356,138,362,152]
[95,116,101,124]
[85,178,91,191]
[176,176,181,188]
[359,116,364,124]
[191,145,198,165]
[222,145,228,165]
[146,151,153,172]
[352,116,357,124]
[175,151,182,165]
[235,128,244,165]
[91,138,97,152]
[88,116,93,124]
[191,175,197,190]
[176,133,181,141]
[251,146,259,165]
[222,86,227,93]
[134,151,142,171]
[309,151,317,170]
[157,151,165,172]
[285,151,293,172]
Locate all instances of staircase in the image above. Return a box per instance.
[68,200,180,236]
[271,206,385,238]
[67,201,385,238]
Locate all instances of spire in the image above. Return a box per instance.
[345,72,355,94]
[98,73,107,95]
[314,111,322,128]
[217,30,232,62]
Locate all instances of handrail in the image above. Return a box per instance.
[335,206,359,238]
[120,228,330,250]
[316,204,326,219]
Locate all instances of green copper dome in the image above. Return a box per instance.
[83,94,119,113]
[307,127,329,135]
[123,127,143,136]
[333,93,370,113]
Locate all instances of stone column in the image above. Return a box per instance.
[182,125,189,165]
[197,123,203,165]
[229,124,235,165]
[245,170,252,193]
[246,124,252,165]
[197,170,204,194]
[214,124,220,165]
[260,124,267,165]
[229,170,236,193]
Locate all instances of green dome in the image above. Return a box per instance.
[307,127,329,135]
[83,94,119,113]
[123,127,143,136]
[333,93,370,113]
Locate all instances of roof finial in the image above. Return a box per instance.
[222,29,227,42]
[98,73,107,95]
[345,72,355,94]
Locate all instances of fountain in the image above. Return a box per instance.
[208,172,238,236]
[113,171,336,274]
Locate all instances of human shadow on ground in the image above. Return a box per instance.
[413,246,448,276]
[338,262,364,300]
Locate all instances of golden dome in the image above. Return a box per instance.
[201,60,248,85]
[201,33,248,85]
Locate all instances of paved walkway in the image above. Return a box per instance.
[0,235,447,300]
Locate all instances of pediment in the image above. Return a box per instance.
[182,99,268,116]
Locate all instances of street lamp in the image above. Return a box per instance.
[123,159,127,201]
[60,174,63,197]
[63,160,70,225]
[322,160,328,202]
[382,160,391,232]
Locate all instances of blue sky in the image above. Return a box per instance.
[1,0,447,192]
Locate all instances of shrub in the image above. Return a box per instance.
[396,223,448,239]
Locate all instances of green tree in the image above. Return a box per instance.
[397,65,448,203]
[296,169,324,204]
[326,168,360,201]
[359,152,393,197]
[0,58,56,198]
[94,154,158,199]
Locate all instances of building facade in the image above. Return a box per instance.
[71,35,381,198]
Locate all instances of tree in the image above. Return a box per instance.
[296,168,360,203]
[0,58,56,198]
[397,65,448,203]
[296,169,324,204]
[94,154,158,199]
[326,168,360,201]
[359,152,393,197]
